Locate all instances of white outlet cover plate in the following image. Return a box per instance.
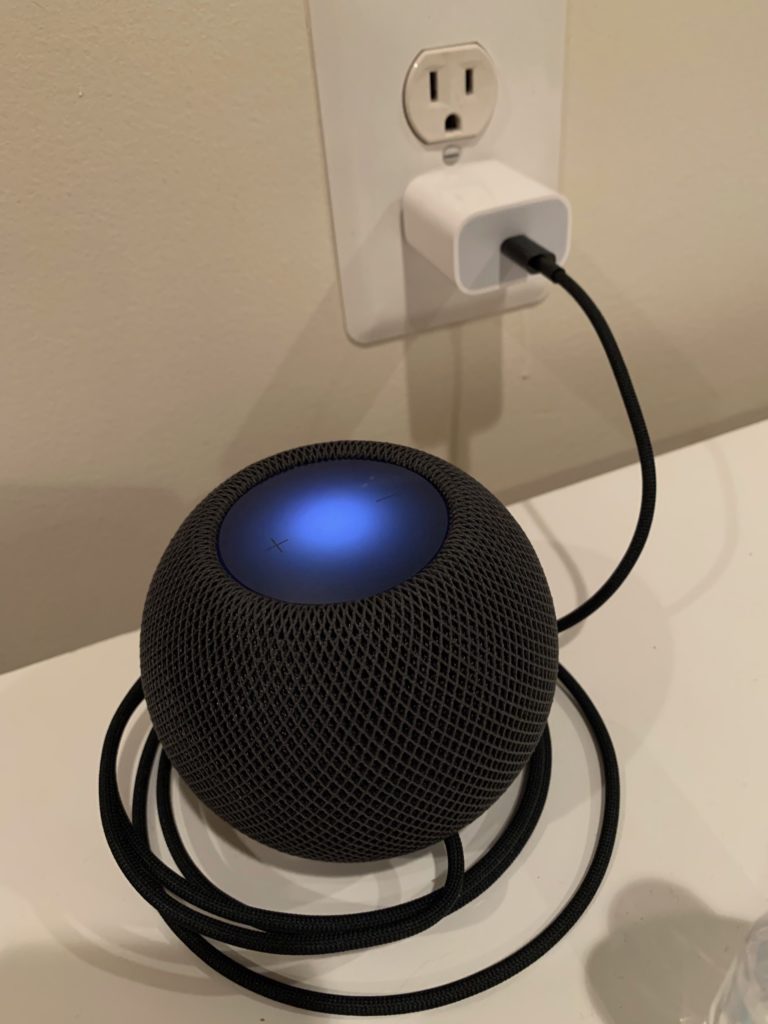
[308,0,568,345]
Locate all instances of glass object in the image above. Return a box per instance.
[710,915,768,1024]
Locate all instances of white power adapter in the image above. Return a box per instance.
[403,160,571,296]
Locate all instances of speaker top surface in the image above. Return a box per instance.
[217,459,449,604]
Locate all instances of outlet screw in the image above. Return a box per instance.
[443,145,462,166]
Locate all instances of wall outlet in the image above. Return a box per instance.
[404,43,498,146]
[308,0,567,344]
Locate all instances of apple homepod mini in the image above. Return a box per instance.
[100,240,647,1014]
[140,440,559,863]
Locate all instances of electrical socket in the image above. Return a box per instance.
[308,0,567,344]
[404,43,498,146]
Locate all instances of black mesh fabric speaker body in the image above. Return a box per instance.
[140,441,559,863]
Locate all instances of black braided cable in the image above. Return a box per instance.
[501,240,658,632]
[99,663,613,1016]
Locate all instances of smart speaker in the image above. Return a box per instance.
[100,232,653,1014]
[140,440,559,862]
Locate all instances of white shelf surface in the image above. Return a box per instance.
[3,420,767,1023]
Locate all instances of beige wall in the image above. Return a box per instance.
[2,1,767,672]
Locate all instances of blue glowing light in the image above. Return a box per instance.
[287,492,379,553]
[217,459,449,604]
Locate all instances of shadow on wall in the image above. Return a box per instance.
[405,316,503,472]
[223,285,504,481]
[400,222,505,474]
[587,879,750,1024]
[222,288,403,476]
[0,484,185,673]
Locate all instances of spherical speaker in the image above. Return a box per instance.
[140,441,559,863]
